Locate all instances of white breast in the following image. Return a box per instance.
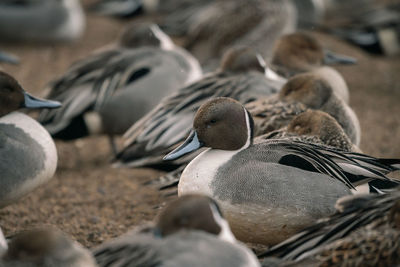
[178,148,240,196]
[0,112,57,206]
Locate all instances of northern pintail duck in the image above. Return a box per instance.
[0,72,60,207]
[38,23,201,153]
[163,97,400,245]
[0,51,19,65]
[1,227,97,266]
[93,194,260,267]
[114,46,285,168]
[0,0,85,42]
[150,109,360,191]
[246,71,361,145]
[259,188,400,266]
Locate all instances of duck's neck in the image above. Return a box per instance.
[243,108,254,150]
[178,110,254,196]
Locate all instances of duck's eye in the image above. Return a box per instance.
[210,119,217,124]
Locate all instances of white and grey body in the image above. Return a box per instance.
[0,0,85,42]
[38,43,201,140]
[0,112,57,207]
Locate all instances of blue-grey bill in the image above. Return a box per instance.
[163,130,202,161]
[323,49,357,65]
[23,92,61,109]
[0,51,19,65]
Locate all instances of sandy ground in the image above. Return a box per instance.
[0,0,399,249]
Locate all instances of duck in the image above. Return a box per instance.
[270,32,356,103]
[181,0,297,66]
[149,109,361,191]
[246,71,361,145]
[0,51,19,65]
[93,194,260,267]
[163,97,400,246]
[114,46,285,169]
[0,227,97,267]
[0,71,61,208]
[0,0,85,42]
[37,23,201,153]
[255,110,361,153]
[259,188,400,266]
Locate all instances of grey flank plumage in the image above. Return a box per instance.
[116,71,282,168]
[211,140,399,197]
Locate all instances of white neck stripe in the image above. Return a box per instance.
[209,203,236,244]
[243,108,252,149]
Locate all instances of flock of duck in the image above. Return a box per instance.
[0,0,400,266]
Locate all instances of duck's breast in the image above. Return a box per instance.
[0,112,57,207]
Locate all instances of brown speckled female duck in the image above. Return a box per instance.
[246,71,361,146]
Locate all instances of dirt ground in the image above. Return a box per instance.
[0,1,399,249]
